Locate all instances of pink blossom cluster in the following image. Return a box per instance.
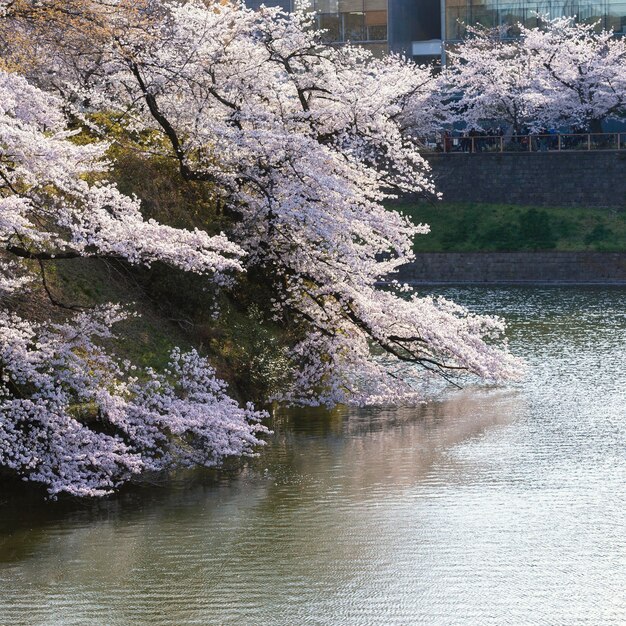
[0,307,268,497]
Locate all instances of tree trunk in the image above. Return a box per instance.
[589,118,603,134]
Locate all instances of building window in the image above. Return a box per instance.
[312,0,387,43]
[445,0,626,41]
[343,11,366,40]
[319,12,341,41]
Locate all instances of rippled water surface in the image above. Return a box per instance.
[1,287,625,625]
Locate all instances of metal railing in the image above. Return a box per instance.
[421,132,626,154]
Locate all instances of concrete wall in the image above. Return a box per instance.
[425,151,626,209]
[396,252,626,284]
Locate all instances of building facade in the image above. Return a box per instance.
[444,0,626,43]
[248,0,626,62]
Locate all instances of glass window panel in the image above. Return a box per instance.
[365,9,386,25]
[339,0,364,12]
[578,3,605,28]
[524,11,539,28]
[367,23,387,39]
[471,8,497,27]
[343,11,366,40]
[364,8,386,39]
[607,1,626,16]
[364,0,386,10]
[441,0,626,40]
[607,2,626,33]
[532,1,553,17]
[319,13,341,41]
[315,0,338,14]
[560,1,583,17]
[446,7,468,39]
[499,3,525,25]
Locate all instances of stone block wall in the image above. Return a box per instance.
[424,151,626,209]
[396,252,626,284]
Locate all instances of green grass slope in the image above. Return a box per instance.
[395,203,626,253]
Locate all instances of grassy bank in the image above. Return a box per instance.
[39,257,293,406]
[396,203,626,253]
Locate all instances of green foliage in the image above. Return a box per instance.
[48,258,193,372]
[71,112,229,233]
[584,223,612,246]
[34,132,293,404]
[517,209,556,249]
[45,255,292,404]
[216,302,291,403]
[398,202,626,252]
[132,263,292,403]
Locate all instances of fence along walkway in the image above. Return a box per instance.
[422,132,626,153]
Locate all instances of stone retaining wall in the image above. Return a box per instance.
[396,252,626,284]
[424,151,626,209]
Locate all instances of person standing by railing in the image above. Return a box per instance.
[469,128,479,153]
[548,128,558,150]
[461,131,470,153]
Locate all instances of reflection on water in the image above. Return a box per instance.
[1,287,625,625]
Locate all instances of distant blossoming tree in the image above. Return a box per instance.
[444,26,548,134]
[0,0,522,496]
[522,16,626,132]
[444,16,626,133]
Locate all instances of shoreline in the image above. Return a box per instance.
[393,251,626,285]
[393,280,626,286]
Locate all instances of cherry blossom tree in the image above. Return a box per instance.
[444,26,548,134]
[0,0,522,496]
[521,17,626,132]
[442,17,626,133]
[80,0,520,403]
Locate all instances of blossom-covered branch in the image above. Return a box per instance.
[0,307,268,497]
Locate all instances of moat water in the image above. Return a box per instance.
[1,287,625,625]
